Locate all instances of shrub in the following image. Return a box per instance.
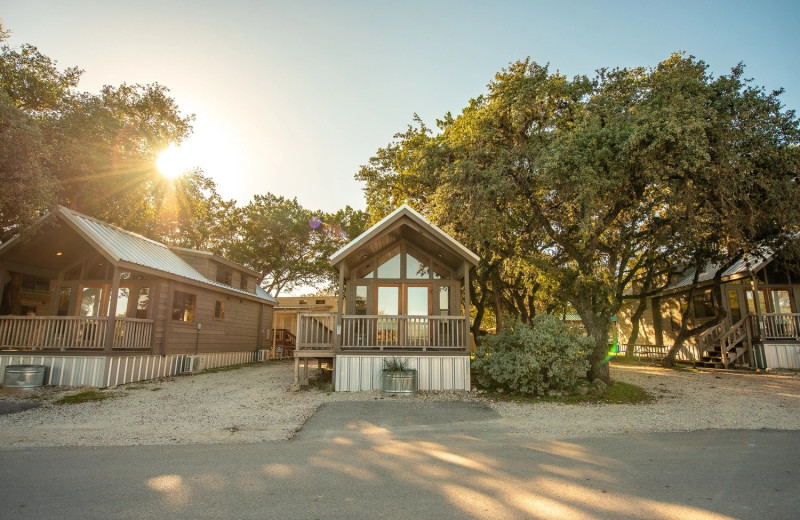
[471,314,592,395]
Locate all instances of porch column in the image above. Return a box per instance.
[463,260,471,351]
[749,269,764,340]
[103,265,121,352]
[334,265,344,352]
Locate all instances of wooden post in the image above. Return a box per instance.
[335,265,344,352]
[103,265,121,352]
[463,261,471,352]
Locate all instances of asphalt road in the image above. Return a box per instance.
[1,402,798,520]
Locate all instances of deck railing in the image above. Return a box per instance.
[340,315,467,352]
[756,313,800,340]
[294,313,469,353]
[296,313,335,351]
[0,316,153,351]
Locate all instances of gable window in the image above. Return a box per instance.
[240,275,248,290]
[172,291,196,322]
[376,247,401,278]
[216,266,232,285]
[405,248,430,279]
[215,300,226,319]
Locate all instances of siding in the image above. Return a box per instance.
[335,354,471,391]
[762,344,800,369]
[162,282,269,354]
[1,350,261,388]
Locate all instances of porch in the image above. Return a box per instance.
[0,315,153,352]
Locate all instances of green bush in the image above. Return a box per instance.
[471,314,592,395]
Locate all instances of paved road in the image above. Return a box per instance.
[1,402,798,520]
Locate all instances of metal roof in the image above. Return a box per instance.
[58,207,277,304]
[665,251,773,292]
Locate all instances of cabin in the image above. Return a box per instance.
[0,206,276,387]
[292,205,479,391]
[617,252,800,369]
[271,296,336,358]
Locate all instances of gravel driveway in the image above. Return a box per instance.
[0,361,798,449]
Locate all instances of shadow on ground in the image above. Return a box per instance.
[295,400,501,441]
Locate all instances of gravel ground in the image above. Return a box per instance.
[0,360,798,449]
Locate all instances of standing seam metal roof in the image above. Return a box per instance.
[59,207,277,304]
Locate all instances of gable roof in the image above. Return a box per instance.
[330,204,480,269]
[1,206,276,305]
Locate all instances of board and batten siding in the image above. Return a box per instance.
[162,282,271,355]
[335,355,471,392]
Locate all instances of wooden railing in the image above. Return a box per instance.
[296,313,335,351]
[340,315,467,352]
[294,313,469,353]
[0,316,153,351]
[756,313,800,340]
[715,315,752,367]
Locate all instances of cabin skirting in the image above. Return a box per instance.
[0,351,257,388]
[335,354,471,392]
[761,344,800,370]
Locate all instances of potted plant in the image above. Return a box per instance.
[380,357,418,395]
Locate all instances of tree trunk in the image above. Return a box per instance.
[624,297,648,358]
[581,309,612,384]
[491,271,504,334]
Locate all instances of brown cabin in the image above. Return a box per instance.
[0,207,276,387]
[292,205,479,391]
[617,252,800,369]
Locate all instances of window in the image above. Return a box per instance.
[315,299,326,305]
[405,248,430,279]
[355,286,367,315]
[376,247,401,278]
[215,300,226,319]
[216,265,232,285]
[57,287,72,316]
[692,290,715,319]
[114,287,130,317]
[172,291,196,322]
[136,288,150,319]
[439,287,450,316]
[240,275,248,290]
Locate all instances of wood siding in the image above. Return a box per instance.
[157,281,272,355]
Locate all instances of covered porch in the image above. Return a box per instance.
[292,205,479,391]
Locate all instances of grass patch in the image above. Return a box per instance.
[480,380,654,405]
[55,390,120,405]
[201,362,257,374]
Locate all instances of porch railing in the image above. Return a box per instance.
[340,315,467,352]
[0,316,153,351]
[756,313,800,340]
[294,313,469,353]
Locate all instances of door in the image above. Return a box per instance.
[405,285,430,346]
[376,285,400,345]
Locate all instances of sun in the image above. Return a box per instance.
[156,145,189,179]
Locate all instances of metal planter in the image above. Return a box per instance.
[381,369,418,395]
[3,364,46,388]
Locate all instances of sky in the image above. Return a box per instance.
[3,0,800,214]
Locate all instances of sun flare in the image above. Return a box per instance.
[156,145,189,179]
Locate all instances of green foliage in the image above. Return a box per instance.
[471,314,592,395]
[382,357,412,372]
[54,390,119,405]
[358,53,800,382]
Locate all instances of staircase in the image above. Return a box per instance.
[274,328,296,357]
[697,316,752,368]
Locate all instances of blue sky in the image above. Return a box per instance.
[3,0,799,212]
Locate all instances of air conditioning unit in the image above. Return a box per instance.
[257,349,269,362]
[180,355,206,374]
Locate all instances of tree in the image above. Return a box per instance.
[358,54,800,382]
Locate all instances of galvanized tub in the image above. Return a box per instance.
[381,370,418,395]
[3,364,46,389]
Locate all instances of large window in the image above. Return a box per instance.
[172,291,196,322]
